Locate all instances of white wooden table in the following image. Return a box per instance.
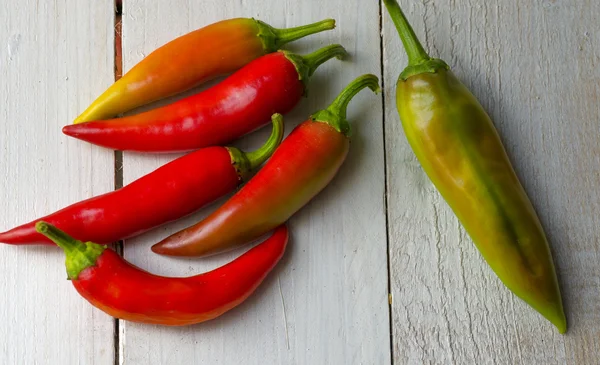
[1,1,598,364]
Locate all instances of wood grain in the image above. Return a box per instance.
[119,1,389,364]
[0,0,115,364]
[383,0,600,364]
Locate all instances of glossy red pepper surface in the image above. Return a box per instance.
[152,75,380,257]
[63,45,347,153]
[73,18,335,124]
[0,116,283,245]
[36,222,288,326]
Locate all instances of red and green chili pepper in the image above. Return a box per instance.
[35,222,288,326]
[64,45,347,153]
[0,115,283,245]
[151,74,379,257]
[73,18,335,124]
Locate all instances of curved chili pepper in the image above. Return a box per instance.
[383,0,566,333]
[0,115,283,246]
[35,222,288,326]
[151,75,379,257]
[63,45,347,153]
[73,18,335,124]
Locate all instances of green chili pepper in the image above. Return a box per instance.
[383,0,566,333]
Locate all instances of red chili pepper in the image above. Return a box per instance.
[63,45,347,153]
[73,18,335,124]
[0,116,283,245]
[35,222,288,326]
[151,75,379,257]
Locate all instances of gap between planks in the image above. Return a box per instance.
[113,0,124,364]
[378,0,395,364]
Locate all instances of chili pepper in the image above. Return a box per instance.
[383,0,566,333]
[151,74,379,257]
[0,115,283,246]
[73,18,335,124]
[35,222,288,326]
[63,45,347,153]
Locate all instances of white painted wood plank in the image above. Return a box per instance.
[121,0,389,364]
[0,1,115,364]
[384,0,600,363]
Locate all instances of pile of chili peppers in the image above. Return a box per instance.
[1,16,379,327]
[1,2,567,334]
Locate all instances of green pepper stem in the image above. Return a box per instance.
[301,44,348,77]
[311,74,381,137]
[383,0,430,65]
[35,221,81,253]
[325,74,381,122]
[245,114,285,170]
[257,19,336,53]
[383,0,449,80]
[271,19,336,49]
[282,44,347,89]
[35,221,105,280]
[228,114,285,181]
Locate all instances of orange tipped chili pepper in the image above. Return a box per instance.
[35,222,288,326]
[0,116,283,245]
[73,18,335,124]
[151,74,379,257]
[64,45,347,153]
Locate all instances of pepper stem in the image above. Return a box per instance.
[245,114,285,169]
[283,44,347,90]
[311,74,381,137]
[383,0,429,65]
[228,114,285,181]
[36,221,80,252]
[257,19,336,52]
[35,222,105,280]
[383,0,449,80]
[303,44,348,77]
